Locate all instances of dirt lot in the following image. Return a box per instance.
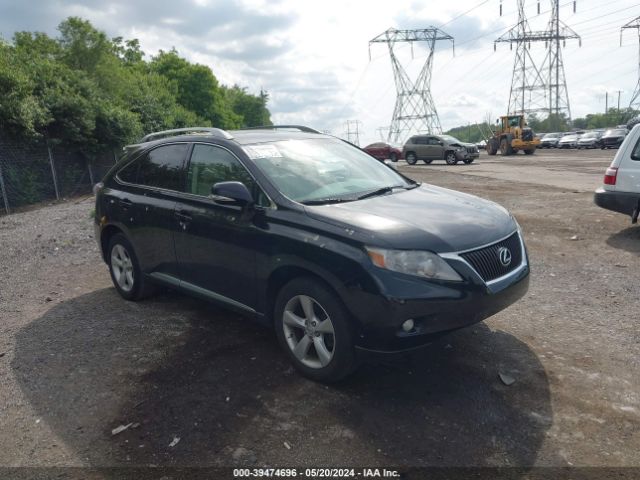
[0,148,638,473]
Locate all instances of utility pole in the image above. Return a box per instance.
[369,28,454,142]
[605,92,609,114]
[621,16,640,110]
[617,90,622,111]
[495,0,547,116]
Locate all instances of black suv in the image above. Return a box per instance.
[94,126,529,381]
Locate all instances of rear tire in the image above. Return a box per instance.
[107,233,156,301]
[274,277,356,383]
[524,149,535,155]
[405,152,417,165]
[389,152,398,162]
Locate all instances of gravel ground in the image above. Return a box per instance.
[0,149,638,473]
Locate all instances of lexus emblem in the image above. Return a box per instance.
[498,247,512,267]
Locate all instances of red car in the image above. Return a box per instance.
[363,142,403,162]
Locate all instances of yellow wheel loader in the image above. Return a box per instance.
[485,115,540,156]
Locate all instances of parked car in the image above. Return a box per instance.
[402,134,479,165]
[594,124,640,223]
[363,142,403,162]
[558,133,580,149]
[540,132,562,148]
[476,139,487,150]
[577,130,604,149]
[94,126,529,382]
[600,128,627,149]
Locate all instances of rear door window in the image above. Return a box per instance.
[118,144,188,191]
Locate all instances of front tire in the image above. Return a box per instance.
[107,233,156,301]
[524,149,535,155]
[500,138,513,156]
[463,158,474,164]
[445,151,458,165]
[274,277,356,382]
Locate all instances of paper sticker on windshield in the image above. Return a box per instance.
[243,145,283,159]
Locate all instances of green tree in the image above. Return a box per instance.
[0,17,272,152]
[223,86,272,127]
[151,49,241,128]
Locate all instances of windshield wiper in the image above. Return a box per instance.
[355,184,415,201]
[302,197,353,206]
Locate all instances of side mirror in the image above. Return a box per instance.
[438,141,444,146]
[384,159,397,170]
[210,181,254,208]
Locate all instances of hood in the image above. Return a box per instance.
[304,184,517,252]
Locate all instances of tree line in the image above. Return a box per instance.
[0,17,272,152]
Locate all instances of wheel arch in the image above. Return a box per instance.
[264,264,360,329]
[100,224,125,263]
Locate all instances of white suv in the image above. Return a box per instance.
[594,124,640,223]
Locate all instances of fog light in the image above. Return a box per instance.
[402,319,414,332]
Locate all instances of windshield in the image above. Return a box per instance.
[245,138,413,204]
[439,135,462,144]
[605,129,626,136]
[543,133,560,138]
[581,132,597,138]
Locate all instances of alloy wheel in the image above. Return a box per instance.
[282,295,335,369]
[111,244,134,293]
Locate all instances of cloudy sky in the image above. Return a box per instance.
[1,0,640,144]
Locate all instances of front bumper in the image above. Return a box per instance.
[455,150,470,160]
[349,234,530,353]
[594,188,640,217]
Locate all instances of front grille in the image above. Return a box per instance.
[466,146,478,153]
[460,232,522,282]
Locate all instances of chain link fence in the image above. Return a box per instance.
[0,135,120,215]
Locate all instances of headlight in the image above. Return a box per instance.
[366,247,463,281]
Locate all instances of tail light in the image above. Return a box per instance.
[604,167,618,185]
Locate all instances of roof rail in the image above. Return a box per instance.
[235,125,323,134]
[140,127,233,143]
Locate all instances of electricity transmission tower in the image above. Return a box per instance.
[621,16,640,109]
[369,28,454,143]
[495,0,548,116]
[496,1,580,129]
[343,120,362,146]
